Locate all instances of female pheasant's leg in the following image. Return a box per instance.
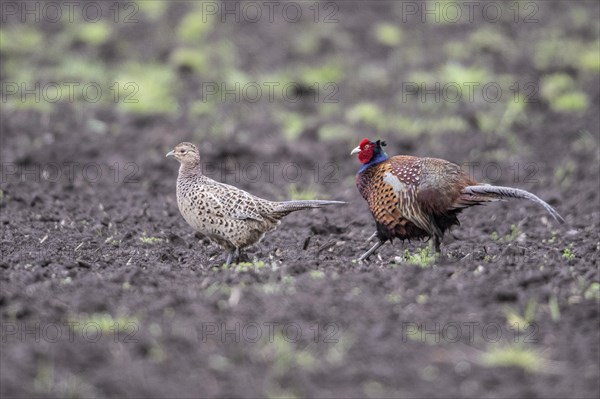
[224,248,242,267]
[225,251,234,267]
[366,232,378,242]
[358,240,386,262]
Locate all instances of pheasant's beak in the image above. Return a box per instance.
[350,146,361,156]
[165,150,175,158]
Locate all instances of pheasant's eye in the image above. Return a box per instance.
[364,145,370,150]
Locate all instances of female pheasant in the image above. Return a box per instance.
[167,142,344,266]
[351,138,564,261]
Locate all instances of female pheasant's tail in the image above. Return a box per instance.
[274,200,346,214]
[461,185,565,223]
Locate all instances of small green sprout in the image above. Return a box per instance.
[482,345,544,373]
[287,184,319,201]
[139,234,163,245]
[549,296,561,322]
[310,270,325,279]
[562,245,575,260]
[584,282,600,301]
[403,246,437,267]
[505,299,537,327]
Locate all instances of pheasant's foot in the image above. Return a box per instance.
[357,240,385,262]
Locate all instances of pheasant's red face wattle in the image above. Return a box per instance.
[358,138,374,164]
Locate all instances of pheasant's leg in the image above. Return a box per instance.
[225,251,234,267]
[237,249,250,263]
[427,219,444,254]
[433,235,441,254]
[358,240,385,262]
[367,232,378,242]
[233,247,241,264]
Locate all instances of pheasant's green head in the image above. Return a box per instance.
[166,142,200,166]
[351,138,388,165]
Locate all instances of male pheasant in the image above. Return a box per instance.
[351,138,564,261]
[167,142,344,266]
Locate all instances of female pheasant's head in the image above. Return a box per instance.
[350,138,389,165]
[166,142,201,166]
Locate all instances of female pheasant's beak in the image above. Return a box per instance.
[350,146,361,155]
[165,150,175,158]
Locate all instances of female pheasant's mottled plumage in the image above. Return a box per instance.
[351,138,564,261]
[167,142,344,265]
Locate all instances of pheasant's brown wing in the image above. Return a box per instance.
[416,157,475,214]
[412,158,497,210]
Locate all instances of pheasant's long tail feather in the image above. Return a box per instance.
[274,200,346,214]
[461,185,565,223]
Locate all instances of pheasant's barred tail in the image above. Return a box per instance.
[274,200,346,214]
[463,185,565,223]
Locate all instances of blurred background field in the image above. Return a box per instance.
[2,0,598,142]
[1,1,599,398]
